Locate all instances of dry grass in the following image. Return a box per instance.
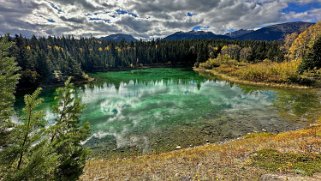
[196,68,309,89]
[232,60,301,84]
[81,125,321,180]
[196,58,312,89]
[199,56,312,88]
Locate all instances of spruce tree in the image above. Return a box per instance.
[49,77,90,181]
[0,36,20,146]
[0,88,58,181]
[299,37,321,73]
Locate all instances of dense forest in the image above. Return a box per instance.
[198,22,321,86]
[3,35,283,89]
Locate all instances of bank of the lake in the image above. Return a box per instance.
[81,124,321,180]
[194,67,310,90]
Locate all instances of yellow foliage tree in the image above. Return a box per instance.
[288,21,321,60]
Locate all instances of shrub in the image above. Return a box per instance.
[232,61,301,83]
[199,54,240,69]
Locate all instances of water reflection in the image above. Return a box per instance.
[72,69,321,156]
[15,68,321,157]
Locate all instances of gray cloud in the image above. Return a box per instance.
[0,0,320,39]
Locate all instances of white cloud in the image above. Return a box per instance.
[0,0,320,39]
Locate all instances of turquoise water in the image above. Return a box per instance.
[15,68,321,157]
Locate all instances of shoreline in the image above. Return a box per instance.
[88,64,192,72]
[16,65,192,92]
[81,124,321,180]
[194,67,311,90]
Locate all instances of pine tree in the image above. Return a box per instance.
[49,77,90,181]
[0,88,58,181]
[0,36,20,146]
[299,37,321,73]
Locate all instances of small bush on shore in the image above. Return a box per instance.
[232,60,301,83]
[199,54,244,69]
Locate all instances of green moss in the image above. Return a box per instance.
[243,132,274,139]
[251,149,321,176]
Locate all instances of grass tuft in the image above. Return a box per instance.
[251,149,321,176]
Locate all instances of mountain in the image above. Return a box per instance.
[99,22,313,42]
[164,22,314,41]
[100,34,137,42]
[236,22,314,41]
[164,31,230,41]
[225,29,254,38]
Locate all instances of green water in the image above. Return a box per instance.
[15,68,321,157]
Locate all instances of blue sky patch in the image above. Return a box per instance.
[186,12,194,17]
[116,9,138,17]
[282,2,321,13]
[192,25,209,31]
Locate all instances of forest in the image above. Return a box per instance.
[4,35,282,89]
[197,22,321,87]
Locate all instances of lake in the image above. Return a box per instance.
[16,68,321,157]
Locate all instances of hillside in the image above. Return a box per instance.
[100,34,137,42]
[164,31,230,41]
[236,22,314,41]
[225,29,254,38]
[165,22,313,41]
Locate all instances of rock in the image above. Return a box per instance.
[260,174,287,181]
[180,176,191,181]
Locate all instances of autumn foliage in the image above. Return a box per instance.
[287,22,321,60]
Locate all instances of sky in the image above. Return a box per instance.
[0,0,320,39]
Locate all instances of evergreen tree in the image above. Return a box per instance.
[0,36,20,146]
[0,88,58,181]
[49,77,90,181]
[299,37,321,73]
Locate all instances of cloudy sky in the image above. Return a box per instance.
[0,0,320,39]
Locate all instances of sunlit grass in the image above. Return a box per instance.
[232,60,301,84]
[200,56,302,84]
[251,149,321,176]
[198,56,316,88]
[81,125,321,180]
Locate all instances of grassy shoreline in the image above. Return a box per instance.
[81,125,321,180]
[194,67,310,90]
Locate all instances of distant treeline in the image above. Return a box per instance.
[4,35,283,89]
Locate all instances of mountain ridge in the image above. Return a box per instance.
[236,22,314,40]
[164,21,314,41]
[164,31,230,41]
[100,34,137,42]
[225,29,254,38]
[100,22,315,42]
